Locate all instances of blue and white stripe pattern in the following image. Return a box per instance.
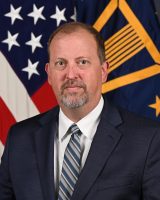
[58,124,81,200]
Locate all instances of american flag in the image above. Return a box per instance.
[1,0,160,161]
[0,0,76,160]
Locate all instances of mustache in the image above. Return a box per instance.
[61,79,86,90]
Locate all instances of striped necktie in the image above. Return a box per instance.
[58,124,81,200]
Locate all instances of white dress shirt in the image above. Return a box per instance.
[54,96,104,192]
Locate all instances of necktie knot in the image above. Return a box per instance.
[69,123,81,136]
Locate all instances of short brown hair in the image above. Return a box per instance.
[47,22,105,64]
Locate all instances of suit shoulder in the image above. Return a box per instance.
[10,106,59,133]
[103,98,160,129]
[118,106,160,129]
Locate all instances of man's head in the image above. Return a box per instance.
[45,22,108,116]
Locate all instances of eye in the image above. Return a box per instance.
[57,61,64,65]
[79,59,88,64]
[54,59,66,70]
[77,59,90,67]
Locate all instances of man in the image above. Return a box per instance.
[0,22,160,200]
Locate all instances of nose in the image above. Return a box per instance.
[66,63,78,79]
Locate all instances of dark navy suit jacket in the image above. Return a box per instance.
[1,99,160,200]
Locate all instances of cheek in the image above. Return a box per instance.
[48,73,61,91]
[84,70,102,90]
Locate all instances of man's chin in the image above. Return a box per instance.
[60,95,88,109]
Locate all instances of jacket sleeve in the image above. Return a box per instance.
[0,128,16,200]
[143,127,160,199]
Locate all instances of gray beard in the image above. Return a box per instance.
[60,93,89,109]
[59,79,89,108]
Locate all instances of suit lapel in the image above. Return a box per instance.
[32,99,123,200]
[71,100,123,200]
[33,108,59,200]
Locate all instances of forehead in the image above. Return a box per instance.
[50,29,97,48]
[48,29,100,62]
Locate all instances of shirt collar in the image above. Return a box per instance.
[58,109,73,142]
[58,96,104,141]
[77,96,104,140]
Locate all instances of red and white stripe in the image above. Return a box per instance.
[0,51,39,160]
[0,51,58,161]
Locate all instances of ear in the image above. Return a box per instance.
[45,63,52,85]
[101,61,109,83]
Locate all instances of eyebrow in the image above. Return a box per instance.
[75,56,90,60]
[52,56,90,62]
[56,57,66,60]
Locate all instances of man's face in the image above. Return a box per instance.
[46,29,107,111]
